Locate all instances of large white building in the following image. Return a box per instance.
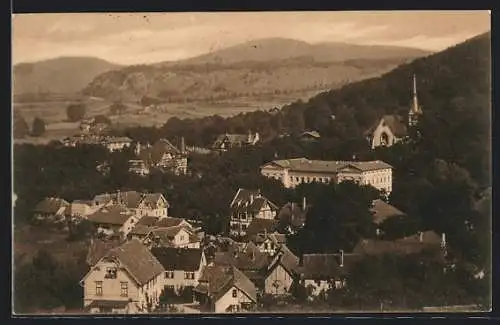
[260,157,393,195]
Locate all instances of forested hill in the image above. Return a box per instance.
[153,32,490,185]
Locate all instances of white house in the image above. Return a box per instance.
[87,205,139,238]
[151,247,207,294]
[70,200,99,218]
[264,245,300,296]
[80,239,165,314]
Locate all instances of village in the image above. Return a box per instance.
[21,74,483,315]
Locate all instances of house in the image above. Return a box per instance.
[212,131,260,153]
[33,197,70,223]
[229,188,279,237]
[214,241,272,289]
[145,225,201,249]
[364,74,423,149]
[370,199,406,225]
[260,157,393,195]
[352,230,447,262]
[85,238,123,267]
[69,200,99,219]
[137,193,169,218]
[92,191,169,218]
[128,160,150,176]
[298,131,321,142]
[80,239,165,314]
[276,201,308,235]
[193,264,257,313]
[87,205,139,238]
[245,218,278,240]
[151,247,207,294]
[134,138,188,175]
[253,232,287,256]
[297,252,360,297]
[102,136,132,152]
[264,245,300,296]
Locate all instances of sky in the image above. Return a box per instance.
[12,11,491,65]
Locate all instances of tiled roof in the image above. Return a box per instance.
[277,202,307,228]
[136,216,160,227]
[33,197,69,214]
[140,193,166,209]
[138,139,182,165]
[104,239,165,286]
[151,247,203,271]
[87,205,135,225]
[195,264,257,303]
[263,158,392,173]
[254,232,287,245]
[370,199,406,225]
[129,224,155,236]
[364,114,408,138]
[155,217,186,228]
[215,241,271,271]
[86,238,122,266]
[268,244,300,275]
[230,188,279,213]
[298,253,356,279]
[117,191,143,209]
[246,218,278,238]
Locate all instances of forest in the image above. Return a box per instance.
[13,32,491,312]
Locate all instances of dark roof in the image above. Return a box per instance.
[215,241,271,271]
[104,239,165,285]
[117,191,143,209]
[87,205,134,225]
[151,247,203,271]
[299,254,350,279]
[155,217,187,228]
[262,158,392,174]
[86,238,122,266]
[370,199,406,225]
[365,114,408,138]
[246,218,278,238]
[136,216,160,227]
[140,193,166,209]
[230,188,279,213]
[33,197,69,214]
[254,232,287,245]
[277,202,307,229]
[268,245,300,276]
[195,264,257,303]
[139,139,181,164]
[129,224,155,236]
[353,231,443,256]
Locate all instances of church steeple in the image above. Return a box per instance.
[409,74,423,127]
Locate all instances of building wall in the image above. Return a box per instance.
[258,239,279,255]
[304,279,331,297]
[70,203,98,217]
[138,198,168,218]
[264,264,294,295]
[370,122,402,149]
[106,142,131,152]
[360,168,392,195]
[120,216,139,237]
[214,286,254,313]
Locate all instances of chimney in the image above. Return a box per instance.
[302,197,307,211]
[419,231,424,242]
[340,249,344,267]
[441,233,446,248]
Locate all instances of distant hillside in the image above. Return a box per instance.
[13,57,121,95]
[174,38,431,65]
[83,38,430,103]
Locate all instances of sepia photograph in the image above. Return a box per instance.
[12,10,491,315]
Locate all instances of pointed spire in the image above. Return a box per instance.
[409,73,423,127]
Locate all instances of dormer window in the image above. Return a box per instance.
[105,267,118,279]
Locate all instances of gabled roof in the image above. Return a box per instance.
[139,139,182,164]
[140,193,167,209]
[262,158,392,173]
[100,239,165,286]
[151,247,204,271]
[268,245,300,276]
[117,191,143,209]
[215,241,271,271]
[136,216,160,227]
[87,205,135,226]
[195,264,257,303]
[370,199,406,225]
[365,114,408,138]
[155,217,188,228]
[33,197,70,214]
[298,253,358,279]
[129,224,155,236]
[230,188,279,213]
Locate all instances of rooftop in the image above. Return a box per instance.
[151,247,204,271]
[262,157,392,173]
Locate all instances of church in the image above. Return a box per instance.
[364,74,423,149]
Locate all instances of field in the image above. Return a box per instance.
[13,90,319,145]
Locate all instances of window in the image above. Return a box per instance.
[95,281,103,296]
[165,271,174,279]
[120,282,128,297]
[232,289,238,298]
[242,224,247,230]
[264,243,269,250]
[185,272,195,279]
[105,267,118,279]
[180,235,185,241]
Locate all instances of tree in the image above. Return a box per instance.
[66,103,86,122]
[14,112,30,139]
[109,101,127,116]
[31,117,46,137]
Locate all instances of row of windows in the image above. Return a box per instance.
[164,271,195,280]
[94,281,128,297]
[291,175,332,184]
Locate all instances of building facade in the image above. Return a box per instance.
[260,158,393,195]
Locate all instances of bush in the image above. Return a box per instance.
[66,103,86,122]
[31,117,46,137]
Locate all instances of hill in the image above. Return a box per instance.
[82,38,430,103]
[13,57,121,95]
